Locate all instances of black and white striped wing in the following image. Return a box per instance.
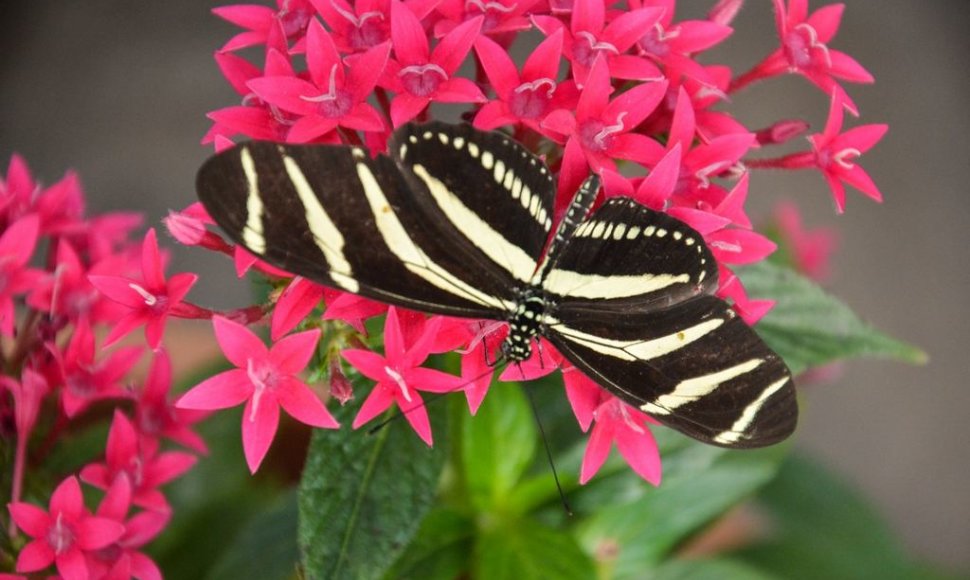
[543,198,796,447]
[197,124,554,317]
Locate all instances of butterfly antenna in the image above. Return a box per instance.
[366,359,507,435]
[525,386,572,516]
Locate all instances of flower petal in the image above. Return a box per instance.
[270,328,320,373]
[242,394,280,473]
[277,377,340,428]
[176,369,252,410]
[213,316,268,369]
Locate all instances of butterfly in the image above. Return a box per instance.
[196,121,797,448]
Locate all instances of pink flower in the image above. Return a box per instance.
[773,201,838,282]
[542,56,667,197]
[55,318,142,418]
[534,0,664,83]
[564,371,661,485]
[87,475,166,580]
[27,240,120,324]
[134,350,208,453]
[271,277,326,340]
[473,30,578,135]
[731,0,873,112]
[342,307,465,445]
[0,214,44,336]
[214,0,315,52]
[381,6,484,127]
[8,476,125,579]
[176,316,338,472]
[631,0,733,85]
[312,0,391,53]
[0,156,85,236]
[89,228,202,349]
[80,411,197,511]
[433,0,538,37]
[249,21,390,142]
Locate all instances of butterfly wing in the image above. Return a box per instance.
[543,198,796,447]
[197,124,556,318]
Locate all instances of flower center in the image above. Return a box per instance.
[301,65,353,119]
[638,22,678,57]
[247,359,278,420]
[330,1,387,50]
[398,64,448,98]
[579,112,627,152]
[278,1,312,38]
[465,0,516,31]
[47,512,76,555]
[126,454,146,488]
[573,31,619,68]
[784,23,832,71]
[509,78,556,119]
[129,283,159,307]
[384,366,412,402]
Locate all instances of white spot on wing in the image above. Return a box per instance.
[239,148,266,254]
[481,150,494,170]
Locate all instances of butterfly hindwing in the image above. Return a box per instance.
[543,198,796,447]
[197,137,516,317]
[547,295,795,447]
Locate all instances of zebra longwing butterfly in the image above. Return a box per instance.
[197,122,797,448]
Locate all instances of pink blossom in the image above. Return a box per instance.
[214,0,315,52]
[731,0,873,112]
[381,6,484,127]
[564,371,661,485]
[0,214,44,336]
[0,156,85,236]
[631,0,733,85]
[80,411,196,512]
[89,228,202,349]
[8,476,125,579]
[434,0,538,37]
[86,474,167,580]
[249,21,390,142]
[55,318,142,418]
[473,30,579,135]
[27,240,120,324]
[342,307,465,444]
[534,0,663,83]
[773,201,838,282]
[542,56,667,197]
[176,316,338,472]
[133,350,208,453]
[312,0,391,53]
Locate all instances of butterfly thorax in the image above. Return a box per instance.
[502,287,548,362]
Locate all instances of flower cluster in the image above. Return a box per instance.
[0,158,217,579]
[178,0,888,487]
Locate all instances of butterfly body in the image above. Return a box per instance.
[197,121,797,448]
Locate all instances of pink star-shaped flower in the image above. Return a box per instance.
[86,474,167,580]
[177,316,339,472]
[55,318,142,418]
[773,201,838,282]
[433,0,539,38]
[80,411,197,512]
[732,0,873,112]
[534,0,663,83]
[342,307,465,445]
[8,476,125,579]
[381,5,485,127]
[89,228,201,350]
[0,214,45,337]
[473,29,579,136]
[249,20,390,142]
[27,240,122,325]
[564,370,661,485]
[631,0,733,85]
[542,56,668,198]
[134,349,208,453]
[214,0,316,52]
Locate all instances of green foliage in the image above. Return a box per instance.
[298,385,449,580]
[740,262,926,374]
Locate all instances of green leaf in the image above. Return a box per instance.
[649,558,781,580]
[740,262,926,374]
[735,454,953,580]
[460,382,537,513]
[384,507,476,580]
[298,392,449,580]
[575,433,789,577]
[474,519,595,580]
[206,490,300,580]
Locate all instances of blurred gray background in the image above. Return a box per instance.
[1,0,967,573]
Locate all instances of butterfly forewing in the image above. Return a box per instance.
[198,139,515,317]
[390,121,556,285]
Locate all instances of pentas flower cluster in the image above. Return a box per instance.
[172,0,887,487]
[0,158,232,579]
